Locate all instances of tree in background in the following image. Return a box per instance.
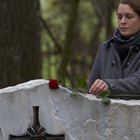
[91,0,117,39]
[0,0,42,88]
[41,0,117,90]
[58,0,80,86]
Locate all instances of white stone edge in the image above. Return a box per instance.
[0,79,140,106]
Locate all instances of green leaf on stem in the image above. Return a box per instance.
[102,96,111,105]
[96,90,111,105]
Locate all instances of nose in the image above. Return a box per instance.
[120,17,127,24]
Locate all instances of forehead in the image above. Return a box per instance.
[117,4,136,14]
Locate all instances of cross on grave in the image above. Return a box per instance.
[9,106,65,140]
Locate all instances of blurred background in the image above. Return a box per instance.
[0,0,118,91]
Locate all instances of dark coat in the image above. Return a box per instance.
[88,38,140,97]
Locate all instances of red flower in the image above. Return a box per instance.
[48,79,59,89]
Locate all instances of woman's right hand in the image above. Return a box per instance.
[89,79,109,95]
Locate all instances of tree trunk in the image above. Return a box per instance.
[91,0,116,39]
[58,0,80,83]
[0,0,42,88]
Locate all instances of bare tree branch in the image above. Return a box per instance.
[40,16,63,52]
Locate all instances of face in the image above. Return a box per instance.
[117,4,140,38]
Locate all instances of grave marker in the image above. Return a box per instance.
[9,106,65,140]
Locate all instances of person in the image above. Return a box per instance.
[88,0,140,99]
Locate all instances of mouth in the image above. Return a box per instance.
[120,28,128,31]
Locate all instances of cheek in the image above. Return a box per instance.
[128,19,140,31]
[134,19,140,30]
[138,23,140,31]
[133,22,140,31]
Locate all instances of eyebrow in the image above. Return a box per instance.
[117,13,133,16]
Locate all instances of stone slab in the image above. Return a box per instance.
[0,79,140,140]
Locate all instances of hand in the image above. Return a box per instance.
[89,79,109,95]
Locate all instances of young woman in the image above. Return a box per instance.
[88,0,140,99]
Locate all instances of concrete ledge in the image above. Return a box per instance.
[0,79,140,140]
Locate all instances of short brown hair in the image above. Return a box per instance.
[116,0,140,16]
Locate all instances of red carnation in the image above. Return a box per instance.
[48,79,59,89]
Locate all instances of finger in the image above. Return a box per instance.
[92,79,105,92]
[90,80,108,94]
[89,80,103,94]
[89,79,100,94]
[94,83,106,93]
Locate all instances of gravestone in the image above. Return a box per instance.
[0,79,140,140]
[9,106,65,140]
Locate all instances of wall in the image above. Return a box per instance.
[0,79,140,140]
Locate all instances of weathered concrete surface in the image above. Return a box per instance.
[0,79,140,140]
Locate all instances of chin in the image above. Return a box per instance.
[121,32,132,38]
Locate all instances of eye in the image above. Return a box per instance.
[117,14,122,19]
[126,14,133,19]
